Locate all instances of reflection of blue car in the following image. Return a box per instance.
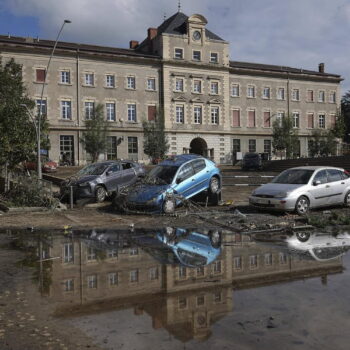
[116,154,222,214]
[132,227,222,267]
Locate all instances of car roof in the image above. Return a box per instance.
[159,154,203,166]
[287,166,345,171]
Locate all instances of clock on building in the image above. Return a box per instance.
[193,30,201,41]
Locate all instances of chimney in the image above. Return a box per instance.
[318,63,325,73]
[129,40,139,49]
[147,27,158,40]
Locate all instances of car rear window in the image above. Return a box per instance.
[192,159,206,173]
[327,169,343,182]
[272,169,314,184]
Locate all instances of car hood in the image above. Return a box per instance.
[127,184,170,203]
[254,183,306,196]
[66,175,99,185]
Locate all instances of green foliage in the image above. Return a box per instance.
[341,91,350,142]
[330,109,345,139]
[80,104,108,163]
[143,109,169,162]
[272,114,299,158]
[0,58,36,169]
[308,129,337,157]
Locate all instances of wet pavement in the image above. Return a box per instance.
[1,227,350,349]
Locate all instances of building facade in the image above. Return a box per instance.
[0,11,342,165]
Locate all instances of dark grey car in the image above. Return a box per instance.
[60,160,145,202]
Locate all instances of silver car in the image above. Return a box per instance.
[249,166,350,215]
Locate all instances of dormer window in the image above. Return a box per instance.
[210,52,218,63]
[193,50,201,61]
[174,48,183,59]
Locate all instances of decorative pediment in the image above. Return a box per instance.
[172,96,187,102]
[190,97,203,103]
[187,14,208,26]
[207,98,221,104]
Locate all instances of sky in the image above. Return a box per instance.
[0,0,350,93]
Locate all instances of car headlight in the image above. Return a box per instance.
[274,192,289,198]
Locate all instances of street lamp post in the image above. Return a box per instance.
[35,19,71,179]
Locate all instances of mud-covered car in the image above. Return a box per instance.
[60,160,145,202]
[24,156,58,173]
[114,154,222,214]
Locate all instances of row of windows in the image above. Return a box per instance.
[174,48,219,64]
[175,105,220,124]
[178,292,223,310]
[231,84,337,103]
[233,252,288,270]
[174,77,220,94]
[63,267,159,291]
[232,139,272,154]
[35,68,157,90]
[178,260,222,279]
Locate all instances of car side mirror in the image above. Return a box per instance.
[176,177,183,184]
[313,180,321,186]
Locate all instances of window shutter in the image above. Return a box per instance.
[263,112,270,127]
[307,113,314,128]
[148,106,156,121]
[232,110,240,127]
[248,111,255,127]
[36,69,46,82]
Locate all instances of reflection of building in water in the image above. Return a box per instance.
[40,232,343,342]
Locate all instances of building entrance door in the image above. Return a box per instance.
[60,135,75,165]
[190,137,208,157]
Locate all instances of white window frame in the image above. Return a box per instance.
[63,242,74,263]
[292,89,300,101]
[106,102,116,121]
[192,50,201,61]
[329,91,336,104]
[174,47,184,59]
[210,81,219,95]
[84,73,94,86]
[87,275,97,289]
[292,111,300,128]
[211,106,219,125]
[231,84,240,97]
[61,100,72,120]
[126,76,136,90]
[175,105,184,124]
[127,103,137,122]
[106,74,115,88]
[210,52,218,63]
[318,114,326,129]
[84,101,95,120]
[175,77,184,92]
[276,111,285,126]
[318,90,325,103]
[262,87,270,99]
[193,105,202,124]
[193,79,202,94]
[247,85,255,98]
[108,272,118,286]
[60,70,70,84]
[277,87,285,100]
[146,77,156,91]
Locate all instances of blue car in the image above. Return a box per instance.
[116,154,222,214]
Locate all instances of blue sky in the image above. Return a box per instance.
[1,0,350,93]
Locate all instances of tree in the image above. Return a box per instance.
[143,109,169,163]
[272,114,299,159]
[80,104,108,163]
[341,91,350,142]
[308,129,337,157]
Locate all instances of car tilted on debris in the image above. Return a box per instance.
[249,166,350,215]
[113,154,222,214]
[60,160,145,202]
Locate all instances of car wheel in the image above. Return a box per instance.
[163,197,176,214]
[209,230,221,248]
[344,191,350,207]
[95,186,107,203]
[295,196,310,215]
[209,177,220,194]
[296,231,310,242]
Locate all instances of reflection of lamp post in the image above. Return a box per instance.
[36,19,71,179]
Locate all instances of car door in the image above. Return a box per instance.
[173,162,196,198]
[104,163,122,192]
[308,169,332,207]
[326,169,347,204]
[121,161,137,185]
[191,158,209,194]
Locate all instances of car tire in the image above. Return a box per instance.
[208,177,220,205]
[209,230,222,248]
[344,191,350,207]
[296,231,310,242]
[295,196,310,215]
[163,196,176,214]
[95,186,107,203]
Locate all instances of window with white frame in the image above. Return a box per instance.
[193,50,201,61]
[232,84,240,97]
[318,90,325,102]
[292,112,300,128]
[107,248,117,258]
[264,253,273,266]
[127,103,137,122]
[60,70,70,84]
[247,85,255,98]
[63,242,74,263]
[277,87,285,100]
[129,247,138,256]
[106,74,115,88]
[61,100,72,120]
[176,105,184,123]
[210,81,219,95]
[193,79,202,93]
[147,78,156,90]
[174,48,183,59]
[108,272,118,286]
[128,137,138,156]
[211,106,219,124]
[84,101,94,120]
[319,114,325,128]
[197,266,205,276]
[179,266,186,279]
[249,139,256,153]
[36,99,47,115]
[130,269,139,283]
[210,52,218,63]
[87,247,97,261]
[127,76,136,89]
[279,252,287,264]
[106,102,116,121]
[233,256,242,270]
[87,275,97,289]
[175,78,184,92]
[84,73,94,86]
[264,140,272,155]
[193,106,202,124]
[292,89,300,101]
[63,279,74,292]
[149,267,159,280]
[263,87,270,99]
[212,260,221,273]
[249,255,258,269]
[106,136,117,160]
[330,91,336,103]
[276,111,284,126]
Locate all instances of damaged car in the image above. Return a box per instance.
[114,154,222,214]
[60,160,145,202]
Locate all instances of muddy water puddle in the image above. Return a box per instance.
[1,227,350,349]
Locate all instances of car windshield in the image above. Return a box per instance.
[272,169,314,184]
[145,165,179,185]
[77,163,108,176]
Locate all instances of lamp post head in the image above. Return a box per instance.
[64,19,71,24]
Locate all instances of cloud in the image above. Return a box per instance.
[3,0,350,92]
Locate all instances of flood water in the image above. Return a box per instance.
[1,227,350,349]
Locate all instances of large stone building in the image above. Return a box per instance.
[0,11,343,165]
